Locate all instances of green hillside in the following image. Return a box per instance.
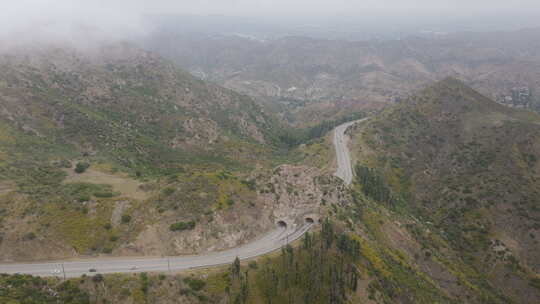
[0,44,288,260]
[0,44,282,179]
[350,78,540,303]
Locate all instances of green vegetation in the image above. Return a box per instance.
[278,112,366,147]
[74,162,90,174]
[39,199,121,253]
[61,182,116,201]
[350,78,540,303]
[154,170,258,214]
[355,165,394,205]
[22,232,36,241]
[214,224,362,304]
[0,45,376,266]
[530,278,540,290]
[184,277,206,291]
[0,274,89,304]
[169,221,196,232]
[0,46,325,263]
[3,42,540,304]
[121,214,132,224]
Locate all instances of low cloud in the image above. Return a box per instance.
[0,1,147,48]
[1,0,539,48]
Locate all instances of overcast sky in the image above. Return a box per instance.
[148,0,540,15]
[4,0,540,16]
[1,0,539,43]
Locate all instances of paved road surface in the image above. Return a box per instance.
[0,118,364,278]
[333,118,367,185]
[0,222,312,278]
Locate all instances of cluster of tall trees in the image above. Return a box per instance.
[227,219,361,304]
[355,165,394,205]
[278,112,366,148]
[228,257,250,304]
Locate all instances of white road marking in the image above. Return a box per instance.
[0,223,312,277]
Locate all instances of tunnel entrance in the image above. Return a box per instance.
[277,220,287,228]
[305,217,314,224]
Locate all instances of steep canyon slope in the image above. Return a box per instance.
[0,43,341,262]
[349,78,540,303]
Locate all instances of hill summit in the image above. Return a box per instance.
[350,78,540,303]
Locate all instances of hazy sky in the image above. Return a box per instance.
[137,0,540,15]
[4,0,540,19]
[1,0,539,42]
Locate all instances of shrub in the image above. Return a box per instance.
[248,261,258,269]
[77,195,90,202]
[530,278,540,290]
[196,294,209,302]
[94,191,114,198]
[121,214,132,224]
[241,179,256,190]
[23,232,36,241]
[162,187,175,196]
[169,221,196,232]
[140,272,149,294]
[92,274,103,282]
[184,277,206,291]
[74,162,90,174]
[58,159,72,168]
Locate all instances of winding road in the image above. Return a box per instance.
[0,223,311,278]
[0,119,361,278]
[334,118,367,185]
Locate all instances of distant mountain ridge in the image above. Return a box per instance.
[144,28,540,125]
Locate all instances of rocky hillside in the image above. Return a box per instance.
[0,43,281,175]
[0,43,345,261]
[349,78,540,303]
[3,78,540,304]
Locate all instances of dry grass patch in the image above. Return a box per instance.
[63,167,149,200]
[0,181,14,195]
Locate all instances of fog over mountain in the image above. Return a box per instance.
[6,0,539,16]
[2,0,540,45]
[1,1,540,304]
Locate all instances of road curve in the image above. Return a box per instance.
[0,223,312,278]
[333,118,368,185]
[0,118,366,278]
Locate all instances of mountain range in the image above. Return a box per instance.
[145,28,540,125]
[0,32,539,304]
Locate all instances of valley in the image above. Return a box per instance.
[2,73,539,303]
[146,28,540,125]
[0,117,361,277]
[0,9,539,303]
